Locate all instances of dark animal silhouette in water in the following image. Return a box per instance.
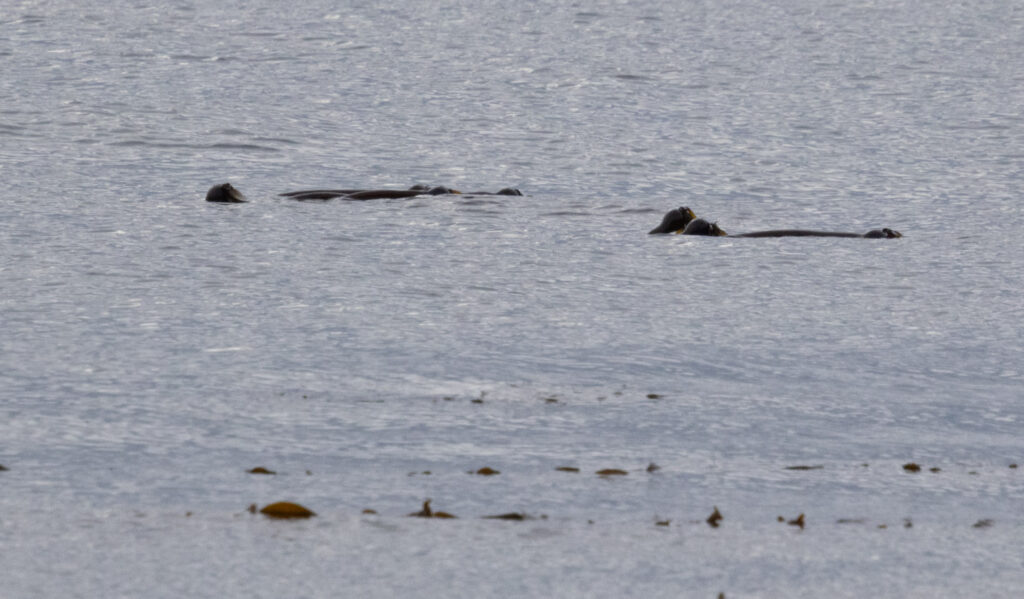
[205,183,246,203]
[649,207,902,238]
[205,183,521,202]
[279,185,522,201]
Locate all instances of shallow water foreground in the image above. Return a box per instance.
[2,501,1021,598]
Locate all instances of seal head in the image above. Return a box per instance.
[864,228,903,239]
[648,207,697,234]
[426,186,460,195]
[681,218,728,236]
[206,183,246,203]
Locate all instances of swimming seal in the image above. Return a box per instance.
[277,189,364,200]
[279,186,521,201]
[403,185,521,196]
[652,208,902,239]
[279,185,461,201]
[648,206,697,234]
[732,227,902,238]
[206,183,246,203]
[462,188,523,196]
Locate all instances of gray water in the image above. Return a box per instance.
[2,1,1023,597]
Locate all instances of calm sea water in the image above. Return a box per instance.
[2,1,1023,597]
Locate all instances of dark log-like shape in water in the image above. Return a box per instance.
[652,209,902,239]
[279,185,460,201]
[734,228,902,238]
[279,186,521,201]
[277,189,364,200]
[463,188,523,196]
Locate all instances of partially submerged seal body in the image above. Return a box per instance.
[206,183,246,203]
[279,186,458,201]
[464,188,522,196]
[277,189,364,200]
[279,185,521,201]
[733,227,902,238]
[651,208,902,239]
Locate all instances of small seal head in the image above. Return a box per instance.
[206,183,246,203]
[427,186,460,195]
[681,218,728,236]
[648,206,697,234]
[864,228,903,239]
[496,188,523,196]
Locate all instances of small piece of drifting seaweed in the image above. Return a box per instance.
[785,465,824,471]
[362,509,378,515]
[1010,463,1018,469]
[0,464,7,471]
[247,467,276,475]
[646,462,661,472]
[655,518,671,527]
[903,463,922,472]
[483,513,528,521]
[787,514,805,529]
[930,467,941,473]
[595,468,628,476]
[555,466,580,472]
[973,519,994,529]
[646,393,662,399]
[408,500,456,519]
[706,507,723,528]
[474,467,500,476]
[258,501,316,519]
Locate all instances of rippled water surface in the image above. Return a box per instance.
[2,1,1023,597]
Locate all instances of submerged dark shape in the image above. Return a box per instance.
[648,206,697,234]
[734,228,902,239]
[277,189,364,200]
[279,185,459,201]
[280,186,522,201]
[206,183,246,203]
[405,185,521,196]
[651,208,902,239]
[463,188,523,196]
